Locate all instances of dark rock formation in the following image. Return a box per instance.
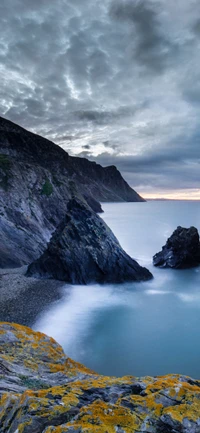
[27,198,152,283]
[1,322,200,433]
[0,116,144,268]
[83,194,103,213]
[153,226,200,269]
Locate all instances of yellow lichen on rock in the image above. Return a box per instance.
[43,400,143,433]
[67,400,142,433]
[0,321,93,378]
[1,322,200,433]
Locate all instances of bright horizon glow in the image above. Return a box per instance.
[141,189,200,201]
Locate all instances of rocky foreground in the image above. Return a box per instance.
[1,322,200,433]
[27,198,152,283]
[153,226,200,269]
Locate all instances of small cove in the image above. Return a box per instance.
[33,201,200,378]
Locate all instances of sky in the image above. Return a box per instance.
[0,0,200,199]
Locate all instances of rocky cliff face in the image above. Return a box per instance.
[27,198,152,283]
[1,322,200,433]
[0,116,144,268]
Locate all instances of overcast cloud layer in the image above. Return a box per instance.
[1,0,200,197]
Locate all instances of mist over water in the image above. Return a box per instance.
[34,201,200,378]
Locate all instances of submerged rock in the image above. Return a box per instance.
[153,226,200,268]
[27,198,152,283]
[1,322,200,433]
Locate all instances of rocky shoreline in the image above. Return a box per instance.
[1,117,199,432]
[1,322,200,433]
[0,267,66,327]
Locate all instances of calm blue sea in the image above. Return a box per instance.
[34,201,200,378]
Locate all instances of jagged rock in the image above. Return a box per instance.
[83,194,103,213]
[1,322,200,433]
[0,116,144,268]
[27,198,152,283]
[153,226,200,268]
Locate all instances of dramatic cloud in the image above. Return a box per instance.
[0,0,200,197]
[110,0,177,73]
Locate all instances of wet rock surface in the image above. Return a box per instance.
[27,198,152,283]
[1,322,200,433]
[153,226,200,269]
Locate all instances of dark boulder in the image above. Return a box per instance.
[27,198,152,284]
[153,226,200,269]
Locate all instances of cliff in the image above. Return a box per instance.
[27,198,152,283]
[1,322,200,433]
[0,116,144,268]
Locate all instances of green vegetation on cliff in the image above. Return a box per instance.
[41,178,53,197]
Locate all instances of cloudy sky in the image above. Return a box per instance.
[1,0,200,198]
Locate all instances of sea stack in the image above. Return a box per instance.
[27,198,152,284]
[153,226,200,269]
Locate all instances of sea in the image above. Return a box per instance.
[33,201,200,379]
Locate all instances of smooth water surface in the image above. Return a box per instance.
[34,201,200,378]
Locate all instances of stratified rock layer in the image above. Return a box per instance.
[1,322,200,433]
[153,226,200,269]
[27,198,152,283]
